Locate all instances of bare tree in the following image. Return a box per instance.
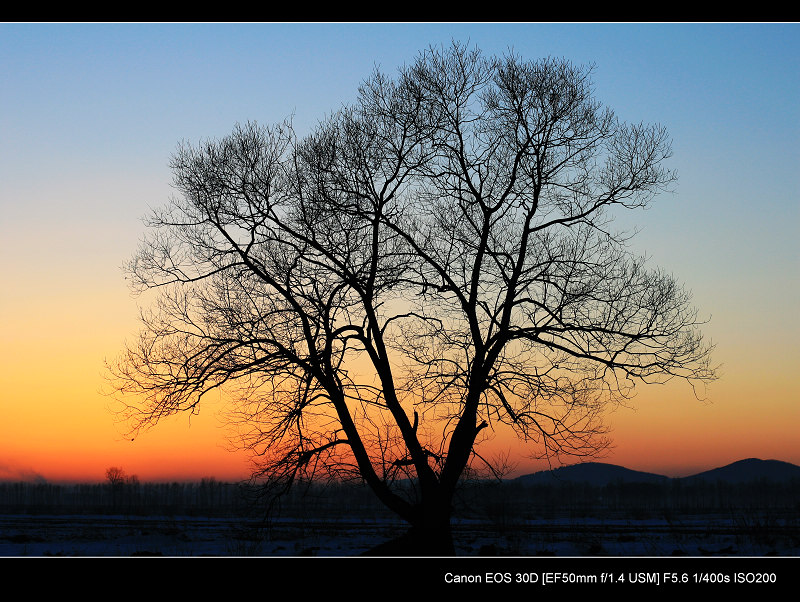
[109,43,716,554]
[105,466,127,509]
[105,466,126,488]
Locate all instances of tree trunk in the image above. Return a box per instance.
[363,522,454,556]
[363,502,455,556]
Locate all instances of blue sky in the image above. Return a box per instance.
[1,23,798,480]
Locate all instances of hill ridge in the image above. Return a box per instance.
[515,458,800,486]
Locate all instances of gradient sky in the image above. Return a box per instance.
[1,23,797,483]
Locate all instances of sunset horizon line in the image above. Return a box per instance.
[2,456,796,487]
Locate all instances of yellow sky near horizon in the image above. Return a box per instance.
[1,261,797,484]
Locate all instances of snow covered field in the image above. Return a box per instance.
[2,511,797,557]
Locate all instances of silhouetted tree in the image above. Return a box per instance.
[106,466,126,509]
[105,466,126,487]
[109,42,716,554]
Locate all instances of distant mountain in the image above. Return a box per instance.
[515,458,800,487]
[680,458,800,484]
[515,462,669,487]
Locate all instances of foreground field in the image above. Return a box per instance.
[2,510,798,557]
[1,477,798,556]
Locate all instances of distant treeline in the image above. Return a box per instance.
[459,478,800,520]
[0,478,255,516]
[0,478,402,519]
[1,477,798,518]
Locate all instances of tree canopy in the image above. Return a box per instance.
[110,42,716,553]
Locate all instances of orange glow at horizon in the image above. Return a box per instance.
[2,290,798,484]
[2,250,798,484]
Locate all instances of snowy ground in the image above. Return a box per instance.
[1,512,797,557]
